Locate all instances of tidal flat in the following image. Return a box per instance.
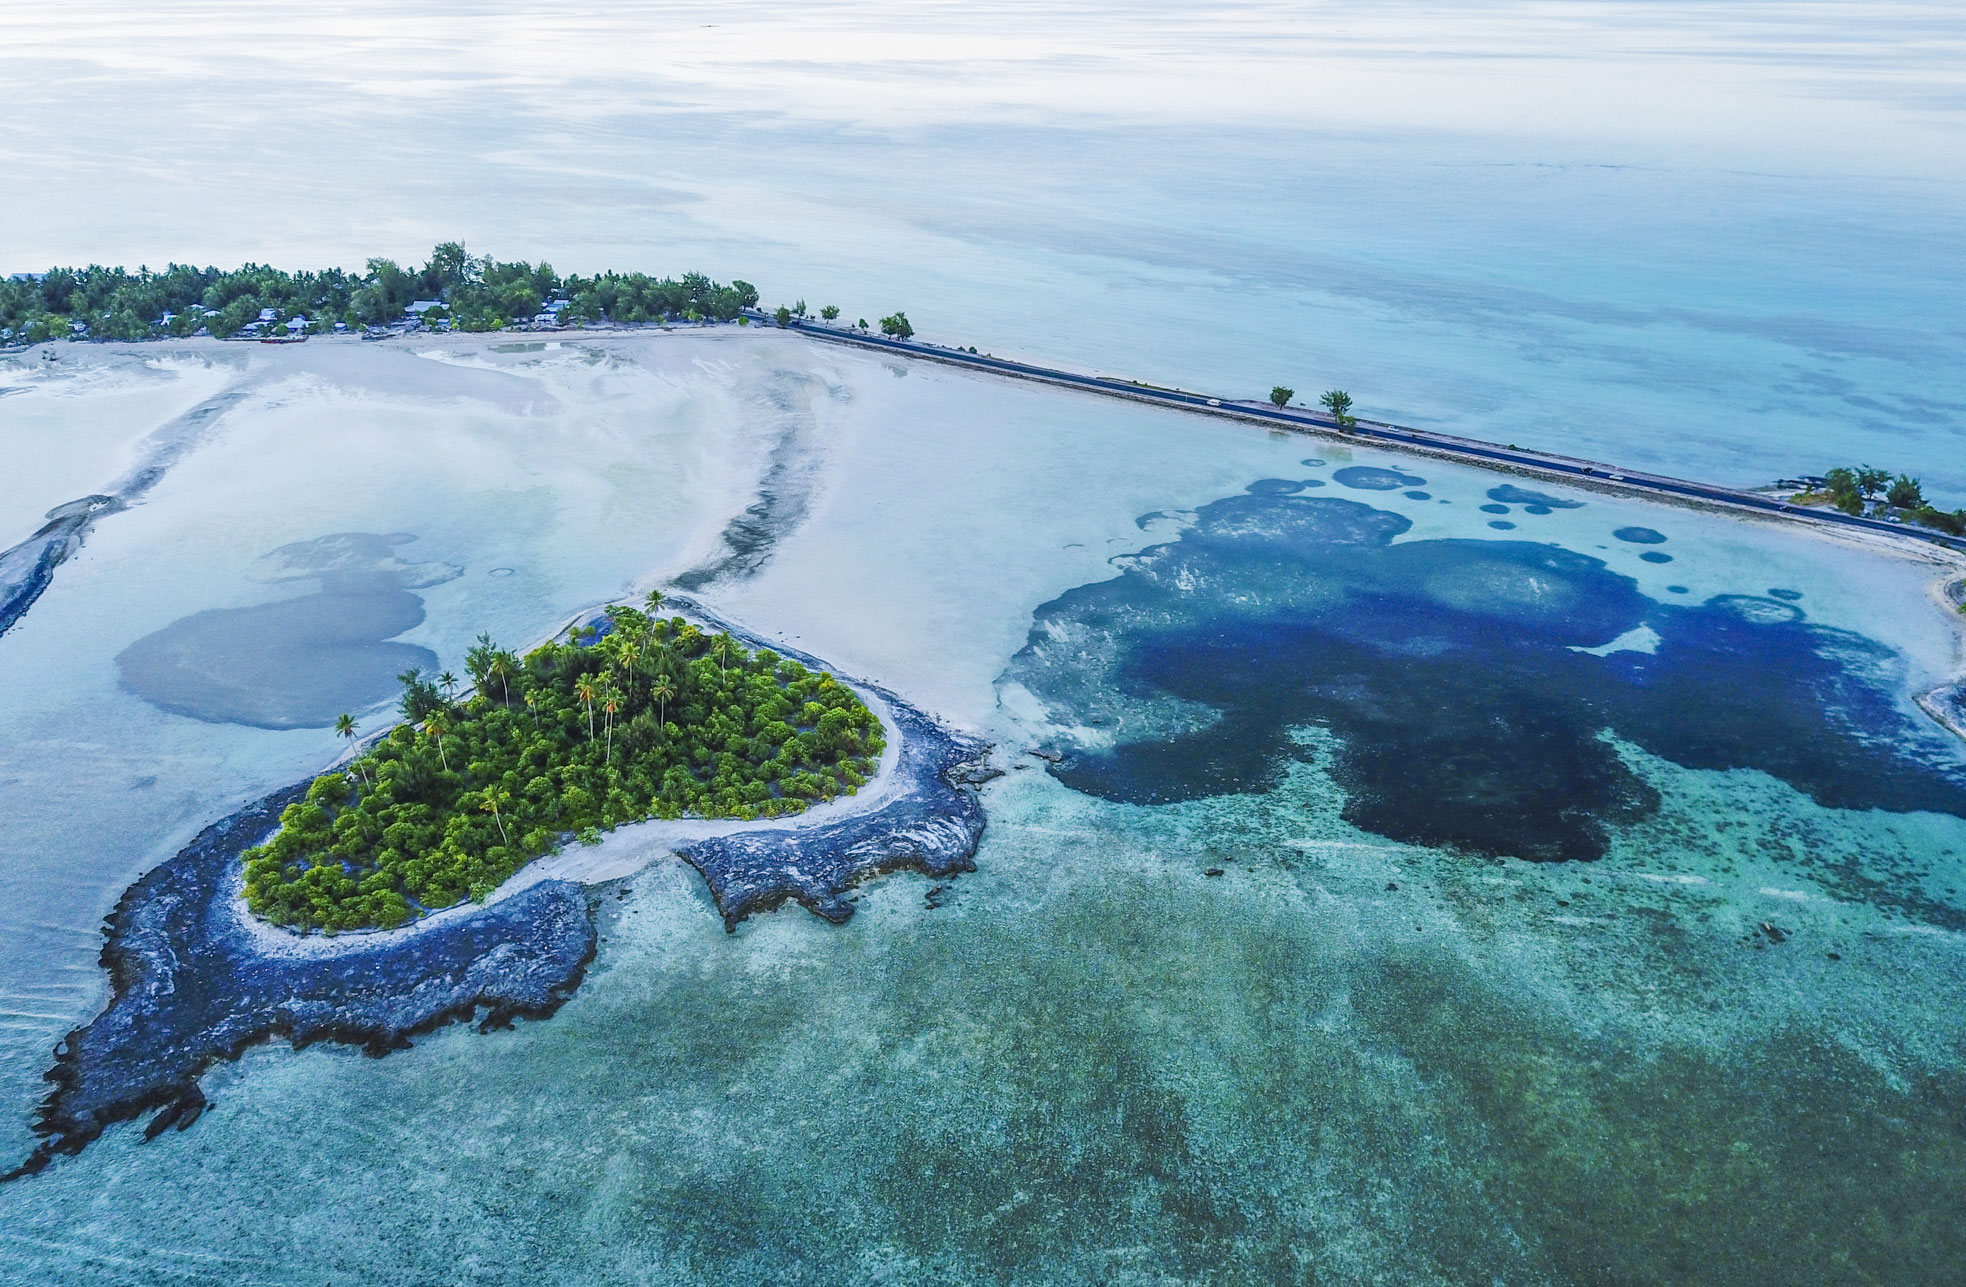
[0,330,1963,1282]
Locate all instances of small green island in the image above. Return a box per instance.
[1786,466,1966,537]
[244,601,885,932]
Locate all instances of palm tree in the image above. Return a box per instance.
[711,634,736,674]
[602,687,621,762]
[618,639,640,685]
[574,677,598,739]
[487,652,513,704]
[480,789,510,845]
[334,713,367,787]
[523,688,538,718]
[425,712,451,771]
[467,632,496,691]
[438,670,460,701]
[650,676,675,727]
[643,589,664,618]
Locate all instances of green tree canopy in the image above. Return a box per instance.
[243,618,884,932]
[1320,389,1355,427]
[1887,474,1925,509]
[0,246,762,342]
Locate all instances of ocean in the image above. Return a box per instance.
[2,4,1964,1282]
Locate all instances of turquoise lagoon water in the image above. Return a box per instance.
[1,340,1962,1283]
[2,4,1966,1282]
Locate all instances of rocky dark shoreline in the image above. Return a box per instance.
[632,596,996,930]
[0,494,120,637]
[5,619,991,1180]
[2,785,598,1181]
[683,691,994,930]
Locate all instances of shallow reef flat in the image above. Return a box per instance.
[7,606,989,1179]
[1003,475,1966,868]
[680,689,991,930]
[5,785,593,1180]
[3,333,1964,1282]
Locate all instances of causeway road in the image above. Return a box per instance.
[758,316,1966,556]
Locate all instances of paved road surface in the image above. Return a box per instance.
[755,315,1965,556]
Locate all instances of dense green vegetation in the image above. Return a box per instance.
[1803,466,1965,536]
[0,242,758,342]
[243,602,884,932]
[1269,386,1356,424]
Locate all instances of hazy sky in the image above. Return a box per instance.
[6,3,1963,490]
[5,1,1963,268]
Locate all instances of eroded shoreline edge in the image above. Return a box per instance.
[5,605,991,1180]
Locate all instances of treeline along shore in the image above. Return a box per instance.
[6,242,1961,557]
[0,242,757,341]
[4,594,992,1181]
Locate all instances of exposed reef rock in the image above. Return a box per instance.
[1,387,246,638]
[651,594,993,931]
[7,605,990,1178]
[680,693,991,930]
[672,370,832,591]
[0,495,122,636]
[5,786,597,1180]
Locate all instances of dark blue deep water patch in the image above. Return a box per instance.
[1640,551,1674,564]
[1769,588,1804,602]
[1246,479,1305,495]
[1299,458,1325,467]
[1488,521,1517,530]
[1300,477,1326,487]
[1004,492,1966,868]
[1524,505,1554,516]
[1404,491,1431,501]
[1668,585,1690,594]
[1333,466,1425,491]
[1480,504,1512,514]
[1615,527,1668,545]
[1489,485,1584,510]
